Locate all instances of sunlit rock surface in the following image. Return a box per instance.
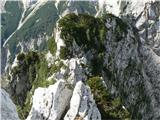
[26,81,72,120]
[64,81,101,120]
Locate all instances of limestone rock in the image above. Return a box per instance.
[64,81,101,120]
[26,81,72,120]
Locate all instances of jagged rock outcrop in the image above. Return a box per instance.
[26,81,101,120]
[26,81,72,120]
[1,89,20,120]
[64,81,101,120]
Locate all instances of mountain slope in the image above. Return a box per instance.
[7,13,132,120]
[1,0,160,120]
[1,1,23,42]
[1,0,98,76]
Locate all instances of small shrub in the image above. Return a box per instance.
[47,36,57,55]
[59,46,70,59]
[49,60,65,73]
[17,53,25,61]
[25,51,39,65]
[90,52,104,76]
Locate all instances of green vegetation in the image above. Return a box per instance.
[4,1,99,65]
[59,13,106,48]
[16,91,32,119]
[49,60,66,73]
[17,54,56,119]
[87,76,131,119]
[115,17,128,34]
[25,51,39,65]
[12,51,39,76]
[11,51,57,119]
[17,53,25,61]
[58,13,127,72]
[59,46,70,59]
[90,52,104,76]
[47,37,57,55]
[58,13,107,59]
[11,51,39,119]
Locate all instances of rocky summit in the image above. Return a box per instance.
[1,0,160,120]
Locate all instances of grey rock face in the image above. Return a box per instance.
[1,89,20,120]
[138,2,160,118]
[102,1,160,119]
[102,15,144,118]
